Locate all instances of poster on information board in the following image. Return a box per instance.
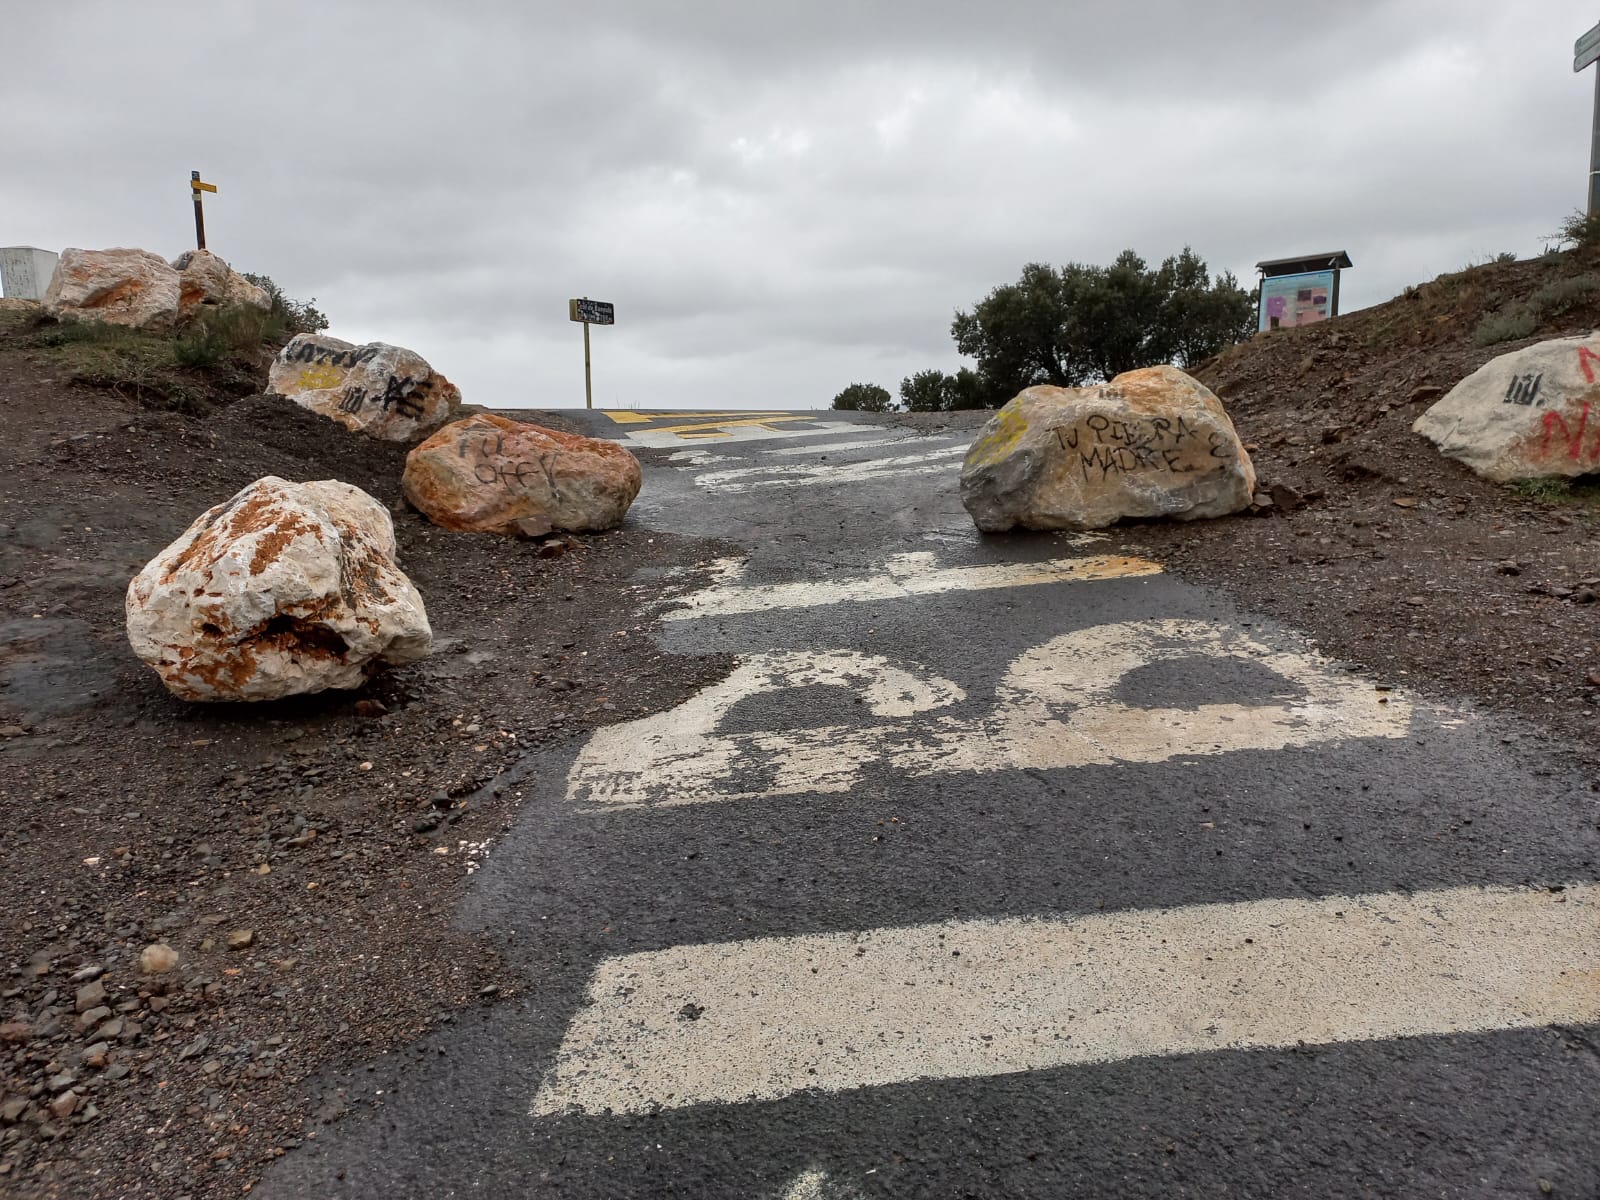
[1258,270,1334,332]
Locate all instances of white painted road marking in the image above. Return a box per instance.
[532,882,1600,1116]
[694,445,968,494]
[660,551,1161,622]
[762,434,922,457]
[565,619,1412,810]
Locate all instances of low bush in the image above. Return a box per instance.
[1472,305,1537,346]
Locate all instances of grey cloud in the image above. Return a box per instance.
[4,0,1596,410]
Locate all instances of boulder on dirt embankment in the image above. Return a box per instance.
[267,333,461,441]
[44,247,183,329]
[125,475,432,701]
[402,412,643,535]
[1412,332,1600,481]
[960,365,1256,532]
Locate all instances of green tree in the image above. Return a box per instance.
[899,367,994,411]
[829,382,896,412]
[950,248,1254,402]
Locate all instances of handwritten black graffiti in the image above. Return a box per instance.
[337,375,431,419]
[282,341,382,369]
[456,432,562,497]
[1049,413,1232,481]
[1502,372,1544,407]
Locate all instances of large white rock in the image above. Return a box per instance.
[268,333,461,442]
[1413,334,1600,481]
[171,249,270,321]
[960,365,1256,532]
[126,477,432,702]
[44,248,181,328]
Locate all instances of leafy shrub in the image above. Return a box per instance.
[240,272,329,334]
[1554,209,1600,249]
[1473,306,1537,346]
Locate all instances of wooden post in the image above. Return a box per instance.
[191,170,206,250]
[583,318,593,409]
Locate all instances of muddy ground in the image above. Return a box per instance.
[0,361,732,1198]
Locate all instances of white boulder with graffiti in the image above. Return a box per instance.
[960,365,1256,532]
[1413,334,1600,481]
[267,334,462,442]
[125,476,432,701]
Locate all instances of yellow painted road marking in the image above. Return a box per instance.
[603,410,789,425]
[532,882,1600,1116]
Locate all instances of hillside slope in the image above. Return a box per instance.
[1133,246,1600,759]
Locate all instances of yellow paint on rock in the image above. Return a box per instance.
[295,363,346,390]
[965,404,1029,469]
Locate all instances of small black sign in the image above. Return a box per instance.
[569,299,615,325]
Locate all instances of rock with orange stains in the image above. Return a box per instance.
[125,477,432,701]
[43,248,182,328]
[171,249,270,321]
[402,413,642,536]
[960,365,1255,532]
[268,334,461,442]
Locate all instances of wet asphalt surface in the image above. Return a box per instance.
[257,411,1600,1199]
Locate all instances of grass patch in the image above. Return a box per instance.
[1525,273,1600,318]
[1510,477,1573,501]
[12,307,279,412]
[174,304,287,368]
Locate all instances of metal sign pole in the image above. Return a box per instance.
[1591,61,1600,215]
[1576,20,1600,213]
[583,317,593,409]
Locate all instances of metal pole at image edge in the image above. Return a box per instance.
[1591,61,1600,216]
[583,319,592,409]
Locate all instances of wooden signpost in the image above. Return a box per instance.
[568,298,615,409]
[190,170,218,250]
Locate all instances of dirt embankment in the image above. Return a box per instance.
[0,310,731,1198]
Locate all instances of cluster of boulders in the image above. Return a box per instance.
[126,331,641,704]
[43,247,268,328]
[957,330,1599,534]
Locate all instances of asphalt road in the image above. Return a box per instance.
[259,410,1600,1200]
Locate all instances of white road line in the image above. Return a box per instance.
[762,434,927,457]
[532,882,1600,1116]
[694,446,969,494]
[661,551,1160,622]
[565,620,1412,810]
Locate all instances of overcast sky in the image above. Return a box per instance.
[5,1,1598,410]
